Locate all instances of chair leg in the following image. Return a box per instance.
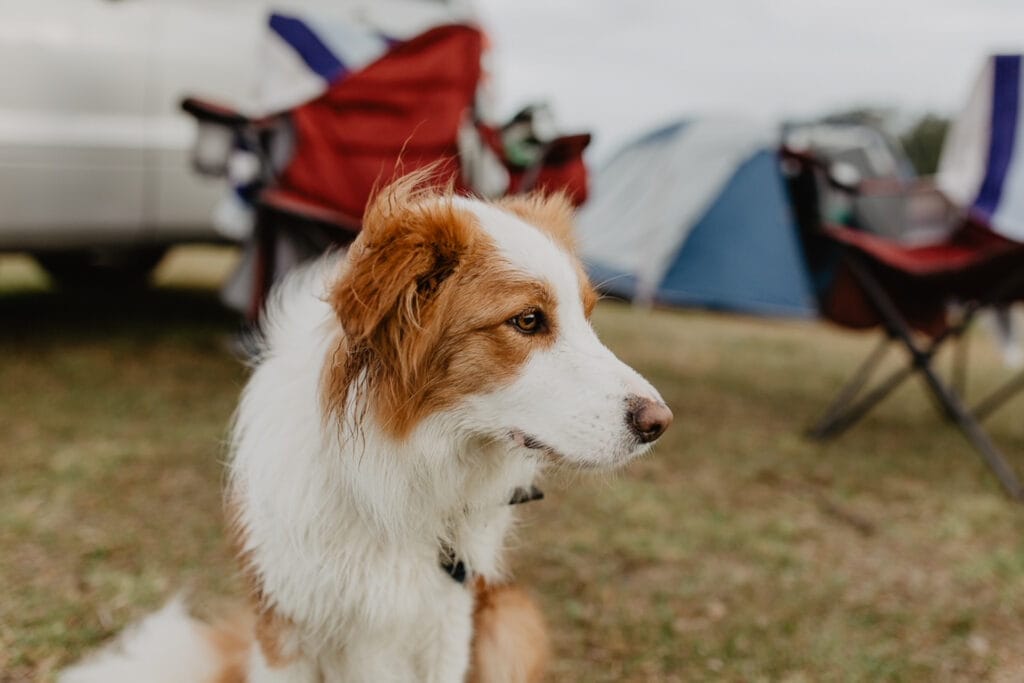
[917,361,1024,500]
[808,336,891,439]
[810,364,915,440]
[248,209,276,323]
[922,327,969,423]
[973,369,1024,422]
[840,252,1024,500]
[951,328,969,399]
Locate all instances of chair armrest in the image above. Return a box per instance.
[781,146,860,194]
[180,96,250,127]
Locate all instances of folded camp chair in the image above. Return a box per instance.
[783,144,1024,499]
[182,15,589,321]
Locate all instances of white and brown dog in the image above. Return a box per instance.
[61,174,672,683]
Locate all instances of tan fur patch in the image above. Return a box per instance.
[254,607,298,668]
[204,611,254,683]
[322,174,569,438]
[468,578,549,683]
[576,262,599,320]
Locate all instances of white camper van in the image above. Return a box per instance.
[0,0,473,283]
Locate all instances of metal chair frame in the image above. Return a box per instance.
[808,247,1024,499]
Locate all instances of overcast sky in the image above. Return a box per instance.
[476,0,1024,159]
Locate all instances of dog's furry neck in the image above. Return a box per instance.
[322,406,538,559]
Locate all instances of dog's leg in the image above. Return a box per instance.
[322,645,419,682]
[246,644,319,683]
[315,582,473,683]
[467,581,549,683]
[418,584,474,683]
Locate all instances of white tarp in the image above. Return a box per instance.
[937,58,993,209]
[938,55,1024,242]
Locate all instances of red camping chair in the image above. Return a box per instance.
[783,147,1024,499]
[181,23,589,321]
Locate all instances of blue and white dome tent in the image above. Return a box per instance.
[577,118,817,317]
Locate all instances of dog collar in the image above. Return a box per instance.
[439,485,544,584]
[508,484,544,506]
[440,545,468,583]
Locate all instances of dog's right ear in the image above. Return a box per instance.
[323,177,476,432]
[327,176,475,357]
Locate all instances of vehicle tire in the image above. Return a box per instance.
[33,247,168,289]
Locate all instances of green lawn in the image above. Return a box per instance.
[2,248,1023,682]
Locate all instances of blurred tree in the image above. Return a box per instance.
[900,114,950,175]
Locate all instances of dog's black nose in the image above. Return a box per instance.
[626,396,673,443]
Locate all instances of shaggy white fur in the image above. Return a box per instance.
[59,597,222,683]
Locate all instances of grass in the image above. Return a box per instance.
[2,247,1024,682]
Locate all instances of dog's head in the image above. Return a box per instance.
[324,174,671,469]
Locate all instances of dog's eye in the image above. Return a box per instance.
[509,310,545,335]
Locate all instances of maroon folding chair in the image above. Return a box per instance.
[783,147,1024,499]
[181,22,590,322]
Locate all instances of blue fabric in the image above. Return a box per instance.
[585,263,639,301]
[654,151,818,317]
[976,55,1021,219]
[269,13,348,83]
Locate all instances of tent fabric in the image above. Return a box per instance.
[938,54,1024,241]
[577,119,775,301]
[578,119,818,317]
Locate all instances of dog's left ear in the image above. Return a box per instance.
[328,185,474,354]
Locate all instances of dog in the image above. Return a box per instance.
[61,173,672,682]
